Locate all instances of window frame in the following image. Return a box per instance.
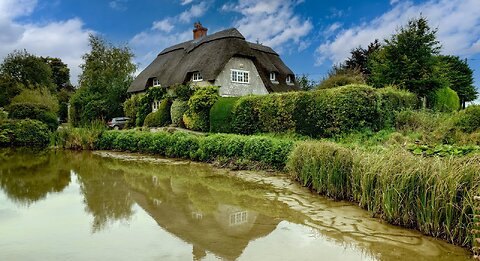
[270,72,277,82]
[152,78,161,87]
[192,72,203,82]
[286,75,294,85]
[231,69,250,84]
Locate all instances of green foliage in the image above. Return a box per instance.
[144,99,172,127]
[406,143,480,157]
[368,17,441,97]
[209,97,239,133]
[231,95,262,135]
[183,86,219,132]
[296,74,317,91]
[435,55,477,108]
[456,105,480,133]
[429,87,460,112]
[0,107,8,120]
[0,75,23,107]
[377,86,418,127]
[342,39,382,77]
[135,86,167,127]
[0,119,51,148]
[70,34,136,126]
[42,57,72,92]
[0,50,55,92]
[287,141,353,199]
[7,103,59,131]
[11,88,59,113]
[52,120,106,150]
[170,100,188,127]
[172,84,194,101]
[123,94,143,128]
[317,68,365,90]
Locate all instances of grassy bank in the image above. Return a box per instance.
[52,126,480,250]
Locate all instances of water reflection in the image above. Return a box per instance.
[0,149,472,261]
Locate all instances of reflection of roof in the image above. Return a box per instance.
[128,28,299,93]
[130,188,279,260]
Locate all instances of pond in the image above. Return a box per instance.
[0,149,472,261]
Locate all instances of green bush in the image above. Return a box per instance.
[429,87,460,112]
[287,141,353,199]
[170,100,188,127]
[456,105,480,133]
[0,119,51,148]
[317,69,366,90]
[377,86,418,127]
[7,102,59,131]
[53,120,107,150]
[144,99,172,127]
[11,88,59,113]
[172,84,194,101]
[123,94,143,128]
[0,107,8,120]
[135,86,167,127]
[257,93,297,133]
[184,86,219,132]
[209,97,239,133]
[231,96,261,134]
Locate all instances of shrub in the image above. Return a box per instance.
[0,107,8,120]
[456,105,480,133]
[7,102,59,131]
[0,119,51,148]
[257,93,297,133]
[11,87,59,113]
[429,87,460,112]
[184,86,219,132]
[287,141,353,199]
[172,84,194,101]
[123,94,143,128]
[209,97,239,133]
[377,86,417,127]
[317,68,366,90]
[231,96,261,134]
[170,100,188,127]
[144,99,172,127]
[135,86,167,127]
[53,120,106,150]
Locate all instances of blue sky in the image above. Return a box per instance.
[1,0,479,101]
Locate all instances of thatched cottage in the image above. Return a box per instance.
[127,23,299,96]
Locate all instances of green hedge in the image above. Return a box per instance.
[184,86,219,132]
[430,87,460,112]
[7,102,59,131]
[170,100,188,127]
[216,85,416,137]
[95,130,293,169]
[288,141,480,247]
[0,119,51,148]
[456,105,480,133]
[144,99,172,127]
[209,97,239,133]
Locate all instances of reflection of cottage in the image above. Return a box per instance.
[127,22,299,97]
[127,176,280,261]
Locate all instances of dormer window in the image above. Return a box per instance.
[286,75,294,85]
[192,72,203,82]
[153,78,161,87]
[270,72,278,83]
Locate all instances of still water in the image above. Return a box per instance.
[0,149,471,261]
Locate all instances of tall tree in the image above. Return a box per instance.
[368,17,442,97]
[42,57,73,92]
[435,55,478,109]
[0,50,55,91]
[343,39,381,78]
[70,34,136,126]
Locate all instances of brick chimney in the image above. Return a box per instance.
[193,22,208,40]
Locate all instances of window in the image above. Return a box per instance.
[231,69,249,83]
[270,72,277,82]
[152,100,161,112]
[192,72,203,82]
[230,211,248,225]
[286,75,294,84]
[153,78,161,87]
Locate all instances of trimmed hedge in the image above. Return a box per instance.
[0,119,51,148]
[184,86,219,132]
[209,97,239,133]
[430,87,460,112]
[144,99,172,127]
[170,100,188,127]
[217,85,416,137]
[95,130,293,169]
[7,102,59,131]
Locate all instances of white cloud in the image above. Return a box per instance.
[152,18,174,33]
[315,0,480,65]
[178,1,209,23]
[180,0,194,5]
[222,0,312,52]
[0,0,92,84]
[109,0,128,11]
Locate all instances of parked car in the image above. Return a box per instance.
[107,117,130,130]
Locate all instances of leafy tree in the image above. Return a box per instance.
[70,34,136,126]
[0,50,55,91]
[296,74,317,91]
[368,17,442,98]
[42,57,74,92]
[317,66,365,89]
[435,55,477,109]
[343,39,381,77]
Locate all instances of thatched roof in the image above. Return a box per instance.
[128,28,299,93]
